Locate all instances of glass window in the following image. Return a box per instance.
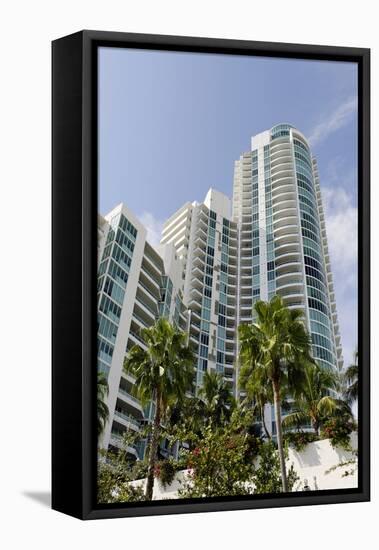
[200,332,209,346]
[202,308,211,321]
[200,320,210,332]
[204,286,212,298]
[200,345,208,358]
[103,277,125,305]
[99,295,121,323]
[202,297,211,310]
[218,326,226,340]
[217,351,225,364]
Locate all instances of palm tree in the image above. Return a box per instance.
[238,295,314,493]
[239,376,272,440]
[97,371,109,437]
[344,350,358,405]
[166,394,205,438]
[198,371,234,426]
[124,317,195,500]
[282,362,339,435]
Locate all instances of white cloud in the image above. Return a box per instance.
[321,185,358,364]
[137,211,164,248]
[308,97,357,147]
[325,156,356,191]
[322,186,357,273]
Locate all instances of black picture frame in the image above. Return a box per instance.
[52,30,370,520]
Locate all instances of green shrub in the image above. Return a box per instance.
[252,441,299,494]
[97,456,145,503]
[154,459,177,488]
[178,424,255,498]
[284,431,318,452]
[131,460,148,480]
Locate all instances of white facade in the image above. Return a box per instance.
[161,188,238,389]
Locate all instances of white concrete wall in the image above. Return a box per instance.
[204,187,231,220]
[129,435,357,500]
[257,144,268,301]
[287,433,358,491]
[251,129,270,150]
[158,242,184,297]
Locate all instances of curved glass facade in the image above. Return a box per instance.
[293,135,337,369]
[233,125,342,374]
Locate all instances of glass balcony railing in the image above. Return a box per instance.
[115,409,141,429]
[132,311,149,327]
[135,295,158,317]
[138,279,159,301]
[129,330,146,345]
[118,387,141,406]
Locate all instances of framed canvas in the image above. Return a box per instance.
[52,30,370,520]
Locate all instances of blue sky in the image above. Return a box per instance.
[98,46,358,367]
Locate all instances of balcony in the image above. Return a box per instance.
[114,408,141,430]
[275,260,302,276]
[272,183,294,199]
[141,263,161,288]
[190,286,202,301]
[275,251,301,266]
[275,272,303,286]
[118,387,143,412]
[271,163,293,178]
[128,330,146,348]
[135,294,157,320]
[271,174,294,190]
[138,274,160,301]
[272,190,296,205]
[273,198,298,214]
[273,207,298,222]
[270,144,291,160]
[109,432,139,457]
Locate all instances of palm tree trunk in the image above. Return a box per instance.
[260,405,271,440]
[313,419,320,436]
[272,380,288,493]
[145,393,161,500]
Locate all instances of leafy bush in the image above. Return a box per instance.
[178,424,255,498]
[131,460,148,480]
[154,459,177,488]
[321,416,356,450]
[97,455,145,503]
[284,431,318,452]
[252,441,299,494]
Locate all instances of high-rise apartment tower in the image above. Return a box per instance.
[97,124,343,453]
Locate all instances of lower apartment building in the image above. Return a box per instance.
[97,203,188,457]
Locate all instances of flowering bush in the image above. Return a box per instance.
[321,416,356,450]
[178,424,255,498]
[154,459,177,488]
[97,453,145,503]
